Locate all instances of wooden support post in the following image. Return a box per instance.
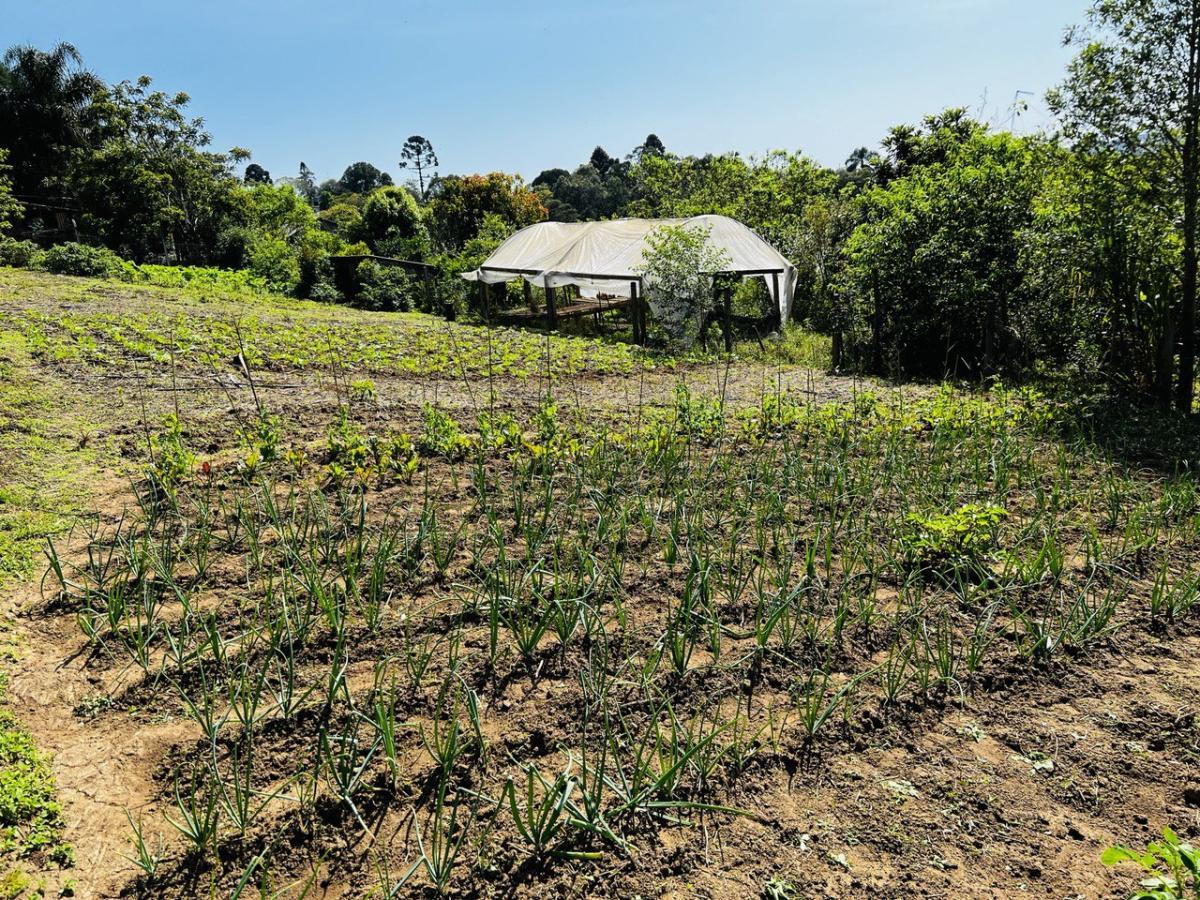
[421,267,437,315]
[480,280,490,323]
[544,277,558,330]
[523,279,535,312]
[630,280,643,344]
[722,281,733,353]
[771,271,782,331]
[870,270,883,373]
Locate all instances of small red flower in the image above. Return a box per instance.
[200,461,211,477]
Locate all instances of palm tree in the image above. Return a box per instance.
[0,42,103,199]
[844,146,875,173]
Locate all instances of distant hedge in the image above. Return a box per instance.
[0,237,276,298]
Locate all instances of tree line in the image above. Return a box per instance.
[0,0,1196,409]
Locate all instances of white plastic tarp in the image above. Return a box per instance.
[462,214,797,321]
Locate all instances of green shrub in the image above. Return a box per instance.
[148,414,195,500]
[355,260,420,312]
[903,503,1007,571]
[0,237,40,269]
[0,697,71,864]
[246,234,301,294]
[419,404,472,459]
[308,278,341,302]
[38,242,126,279]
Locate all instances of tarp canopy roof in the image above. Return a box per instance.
[462,214,797,321]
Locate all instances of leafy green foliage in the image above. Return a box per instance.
[0,150,20,236]
[123,262,269,296]
[1049,0,1200,412]
[0,238,39,269]
[354,260,421,312]
[148,414,195,500]
[38,242,126,279]
[358,186,427,258]
[1103,826,1200,900]
[0,681,71,865]
[419,404,472,459]
[427,173,545,252]
[842,120,1045,377]
[635,224,731,347]
[245,234,300,294]
[0,43,101,205]
[4,269,667,377]
[903,504,1007,571]
[66,75,246,263]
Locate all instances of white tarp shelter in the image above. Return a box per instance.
[461,214,798,322]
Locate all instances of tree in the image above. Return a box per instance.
[786,195,858,365]
[399,135,438,199]
[842,123,1045,377]
[67,75,245,261]
[358,185,428,258]
[531,168,569,189]
[0,148,22,233]
[336,161,393,195]
[0,42,103,201]
[632,133,666,161]
[1021,146,1181,397]
[844,147,875,172]
[1049,0,1200,411]
[589,146,616,177]
[283,162,319,207]
[243,163,271,185]
[634,223,732,347]
[426,172,546,250]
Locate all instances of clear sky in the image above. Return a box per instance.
[6,0,1088,185]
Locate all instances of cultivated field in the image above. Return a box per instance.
[1,267,1198,899]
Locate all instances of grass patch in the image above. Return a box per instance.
[0,329,95,582]
[737,322,832,369]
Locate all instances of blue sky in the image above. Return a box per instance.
[7,0,1087,185]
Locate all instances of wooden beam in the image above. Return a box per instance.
[522,279,535,312]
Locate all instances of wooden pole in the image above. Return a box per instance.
[771,271,782,331]
[544,277,558,330]
[870,270,883,373]
[722,280,733,353]
[523,279,535,312]
[421,267,436,315]
[630,280,643,345]
[480,280,490,323]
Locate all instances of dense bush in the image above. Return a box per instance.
[246,234,301,294]
[839,127,1044,378]
[354,260,421,312]
[0,236,40,268]
[358,186,428,259]
[39,241,126,279]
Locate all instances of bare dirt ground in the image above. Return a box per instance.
[1,270,1197,899]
